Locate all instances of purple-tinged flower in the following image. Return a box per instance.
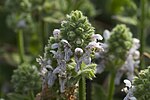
[47,71,57,87]
[51,43,59,49]
[61,39,73,61]
[58,72,67,93]
[53,67,61,74]
[50,50,64,60]
[82,49,91,65]
[17,20,26,28]
[86,41,104,51]
[64,47,73,61]
[75,55,82,72]
[74,48,83,72]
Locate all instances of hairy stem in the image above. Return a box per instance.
[79,76,86,100]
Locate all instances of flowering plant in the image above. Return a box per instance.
[37,10,103,100]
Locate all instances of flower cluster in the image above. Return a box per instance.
[37,10,103,99]
[11,63,41,93]
[96,24,140,86]
[115,38,140,85]
[133,66,150,100]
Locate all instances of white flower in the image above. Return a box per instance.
[103,30,110,40]
[133,38,140,44]
[91,34,103,41]
[53,29,60,39]
[133,50,140,60]
[124,79,132,88]
[133,38,140,49]
[75,48,83,55]
[121,87,128,93]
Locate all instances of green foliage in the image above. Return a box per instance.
[11,63,41,93]
[92,83,107,100]
[60,10,95,50]
[77,62,96,80]
[7,93,31,100]
[109,0,137,16]
[133,66,150,100]
[108,24,133,61]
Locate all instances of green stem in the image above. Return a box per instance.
[139,0,146,69]
[17,30,24,63]
[29,90,34,100]
[107,72,116,100]
[40,20,46,52]
[79,76,86,100]
[40,0,46,52]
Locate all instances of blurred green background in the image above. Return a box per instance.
[0,0,150,99]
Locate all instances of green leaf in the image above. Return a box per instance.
[112,15,138,25]
[43,17,60,23]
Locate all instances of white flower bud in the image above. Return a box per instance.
[53,29,60,38]
[75,48,83,55]
[133,38,140,44]
[103,30,110,40]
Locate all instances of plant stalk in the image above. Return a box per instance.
[40,20,46,52]
[139,0,146,69]
[107,72,116,100]
[79,76,86,100]
[17,30,24,63]
[29,90,34,100]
